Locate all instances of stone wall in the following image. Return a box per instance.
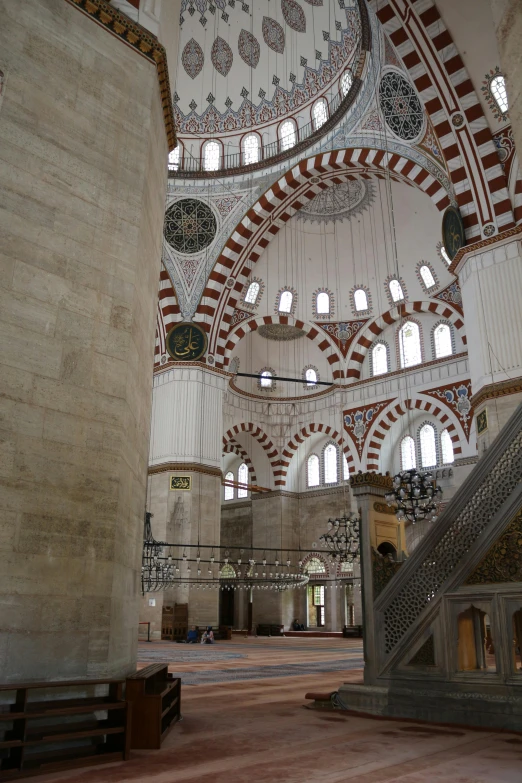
[0,0,168,681]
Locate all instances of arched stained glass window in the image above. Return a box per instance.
[245,281,260,304]
[279,290,293,313]
[434,323,453,359]
[307,454,320,487]
[168,146,180,171]
[324,443,338,484]
[305,556,326,574]
[305,367,317,386]
[401,435,416,470]
[203,140,220,171]
[399,321,422,368]
[372,343,388,376]
[280,120,297,151]
[220,563,237,578]
[316,291,330,314]
[237,462,249,498]
[440,428,454,464]
[419,265,436,289]
[260,370,273,388]
[224,471,234,501]
[341,70,353,97]
[343,453,349,480]
[389,278,405,302]
[312,99,328,130]
[491,74,509,114]
[440,246,451,265]
[420,424,437,468]
[354,288,368,312]
[242,133,260,164]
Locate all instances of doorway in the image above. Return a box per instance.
[220,586,235,627]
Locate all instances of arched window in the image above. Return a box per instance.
[324,443,338,484]
[279,119,297,151]
[389,278,405,302]
[343,453,349,480]
[419,424,437,468]
[244,281,260,305]
[316,291,330,314]
[371,343,388,376]
[203,140,220,171]
[440,246,451,265]
[401,435,416,470]
[433,323,453,359]
[341,70,353,98]
[220,563,237,579]
[237,462,249,498]
[491,74,509,114]
[399,321,421,368]
[419,264,436,290]
[307,454,320,487]
[305,556,326,574]
[260,370,273,388]
[312,99,328,130]
[224,471,234,501]
[242,133,260,165]
[354,288,368,312]
[278,289,293,313]
[440,428,454,464]
[168,146,180,171]
[305,367,317,387]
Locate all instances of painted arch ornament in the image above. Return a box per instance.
[422,381,473,440]
[344,401,394,459]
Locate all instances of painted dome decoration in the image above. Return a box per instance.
[238,30,261,68]
[182,38,204,80]
[281,0,306,33]
[262,16,285,54]
[211,37,233,77]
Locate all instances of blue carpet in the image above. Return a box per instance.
[167,657,364,685]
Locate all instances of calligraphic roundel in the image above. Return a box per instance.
[442,206,466,261]
[166,322,208,362]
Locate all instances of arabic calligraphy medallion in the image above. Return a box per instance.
[442,206,465,261]
[166,322,208,362]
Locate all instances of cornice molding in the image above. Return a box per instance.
[148,462,222,478]
[64,0,176,150]
[471,376,522,408]
[451,225,522,275]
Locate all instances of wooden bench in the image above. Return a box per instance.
[126,664,180,749]
[256,624,284,637]
[0,678,129,779]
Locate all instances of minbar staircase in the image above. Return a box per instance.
[335,403,522,730]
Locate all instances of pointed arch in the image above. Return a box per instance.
[280,423,357,487]
[224,422,280,483]
[222,437,257,484]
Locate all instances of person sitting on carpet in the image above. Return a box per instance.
[186,625,198,644]
[292,619,305,631]
[201,626,215,644]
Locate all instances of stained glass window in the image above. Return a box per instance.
[306,557,326,574]
[419,265,436,289]
[401,435,416,470]
[372,343,388,376]
[280,120,297,151]
[305,367,317,387]
[307,454,320,487]
[389,278,405,302]
[238,462,249,498]
[203,140,220,171]
[420,424,437,468]
[312,99,328,130]
[354,288,368,311]
[260,370,272,388]
[399,321,421,368]
[224,471,234,501]
[440,428,454,464]
[245,281,260,304]
[324,443,338,484]
[243,133,260,165]
[341,70,353,97]
[316,291,330,314]
[434,323,453,358]
[279,290,293,313]
[491,74,509,114]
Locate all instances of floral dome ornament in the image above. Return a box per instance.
[238,30,261,68]
[211,36,233,76]
[262,16,285,54]
[182,38,204,79]
[281,0,306,33]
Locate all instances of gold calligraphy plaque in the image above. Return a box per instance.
[166,322,207,362]
[170,475,192,491]
[476,409,488,435]
[442,206,466,261]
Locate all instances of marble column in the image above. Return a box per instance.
[490,0,522,160]
[0,0,169,681]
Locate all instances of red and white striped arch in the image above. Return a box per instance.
[224,423,280,483]
[222,439,257,485]
[223,314,344,380]
[365,396,464,471]
[346,300,466,380]
[197,151,453,358]
[368,0,514,239]
[155,268,180,362]
[280,423,357,487]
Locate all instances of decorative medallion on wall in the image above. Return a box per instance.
[281,0,306,33]
[465,510,522,585]
[182,38,204,79]
[211,36,233,76]
[344,400,393,458]
[166,322,208,362]
[317,320,368,358]
[258,324,305,341]
[422,381,473,439]
[164,199,217,255]
[262,16,286,54]
[379,71,424,141]
[238,30,260,68]
[434,281,463,316]
[297,180,374,224]
[441,206,466,261]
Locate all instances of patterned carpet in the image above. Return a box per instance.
[138,647,246,663]
[168,657,364,685]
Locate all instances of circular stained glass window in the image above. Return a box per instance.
[379,71,424,141]
[164,199,217,255]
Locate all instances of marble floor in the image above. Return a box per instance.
[37,638,522,783]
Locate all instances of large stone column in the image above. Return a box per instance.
[0,0,170,681]
[490,0,522,158]
[456,231,522,451]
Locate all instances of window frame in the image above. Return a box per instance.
[279,118,298,152]
[490,73,509,116]
[168,144,182,171]
[202,139,222,172]
[340,69,353,99]
[400,435,416,471]
[418,422,438,469]
[417,261,438,293]
[323,442,339,485]
[276,287,297,315]
[241,131,262,166]
[237,462,249,498]
[311,98,328,131]
[258,367,276,392]
[303,365,319,390]
[370,340,390,377]
[389,278,405,303]
[398,319,422,369]
[432,320,455,360]
[307,454,320,488]
[440,428,455,465]
[224,470,234,501]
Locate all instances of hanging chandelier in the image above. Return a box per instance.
[384,468,442,524]
[319,512,361,564]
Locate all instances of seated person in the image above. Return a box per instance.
[201,626,215,644]
[186,625,198,644]
[292,618,305,631]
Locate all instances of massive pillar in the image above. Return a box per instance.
[0,0,171,681]
[490,0,522,158]
[144,366,227,632]
[456,233,522,451]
